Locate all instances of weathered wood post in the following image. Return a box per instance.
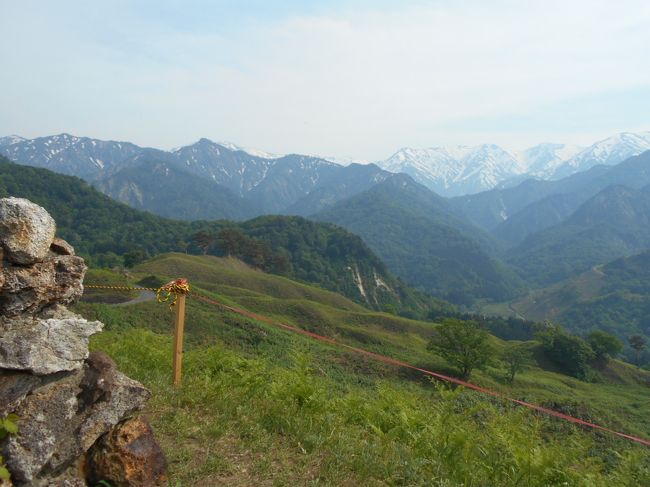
[156,278,190,386]
[172,292,187,386]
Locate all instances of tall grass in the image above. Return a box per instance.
[92,328,650,486]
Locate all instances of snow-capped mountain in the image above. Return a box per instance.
[0,135,26,147]
[377,132,650,196]
[379,144,526,197]
[549,132,650,180]
[171,138,278,196]
[0,133,142,179]
[215,141,284,160]
[3,131,650,200]
[0,134,347,214]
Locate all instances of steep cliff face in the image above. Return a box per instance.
[0,197,166,486]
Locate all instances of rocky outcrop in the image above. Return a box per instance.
[0,197,56,265]
[0,198,166,486]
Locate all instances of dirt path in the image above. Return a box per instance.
[113,289,156,306]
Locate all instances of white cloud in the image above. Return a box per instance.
[1,0,649,159]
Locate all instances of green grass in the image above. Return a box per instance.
[92,329,650,486]
[75,254,650,485]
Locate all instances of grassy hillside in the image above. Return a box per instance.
[74,254,650,485]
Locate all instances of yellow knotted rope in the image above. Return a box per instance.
[156,278,191,308]
[84,285,159,291]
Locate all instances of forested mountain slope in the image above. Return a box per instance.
[95,159,258,220]
[0,156,447,314]
[452,150,650,244]
[507,184,650,286]
[315,175,523,304]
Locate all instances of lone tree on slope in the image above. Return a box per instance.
[428,318,491,381]
[502,342,534,383]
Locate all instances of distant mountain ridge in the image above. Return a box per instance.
[452,150,650,246]
[377,132,650,196]
[507,183,650,286]
[3,131,650,201]
[378,144,526,197]
[0,134,390,220]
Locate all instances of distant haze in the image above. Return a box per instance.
[1,0,649,160]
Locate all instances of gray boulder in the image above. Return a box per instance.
[0,197,56,265]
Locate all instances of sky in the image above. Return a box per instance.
[1,0,650,160]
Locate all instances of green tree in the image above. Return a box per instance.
[123,249,148,268]
[629,335,647,366]
[428,319,491,380]
[216,228,246,256]
[502,342,534,383]
[587,330,623,362]
[537,325,594,379]
[192,230,216,255]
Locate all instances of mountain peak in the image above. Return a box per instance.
[378,143,525,197]
[549,132,650,180]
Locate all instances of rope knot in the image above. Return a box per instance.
[157,278,191,307]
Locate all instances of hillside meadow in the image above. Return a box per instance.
[73,254,650,486]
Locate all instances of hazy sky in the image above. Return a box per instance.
[2,0,650,160]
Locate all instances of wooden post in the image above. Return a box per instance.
[172,294,186,386]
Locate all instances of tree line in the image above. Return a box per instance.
[429,319,645,382]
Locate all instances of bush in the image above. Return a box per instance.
[587,330,624,361]
[537,325,595,379]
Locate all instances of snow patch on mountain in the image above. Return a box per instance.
[518,143,583,177]
[3,131,650,198]
[0,135,27,147]
[216,141,284,159]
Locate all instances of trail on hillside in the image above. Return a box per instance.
[113,289,156,306]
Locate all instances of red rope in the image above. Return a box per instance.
[191,292,650,448]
